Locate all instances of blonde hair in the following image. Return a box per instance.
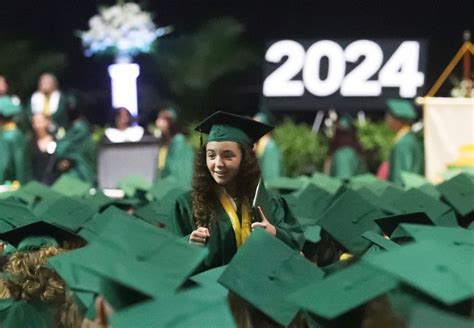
[1,246,84,328]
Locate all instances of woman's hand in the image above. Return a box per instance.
[251,206,276,236]
[189,227,210,246]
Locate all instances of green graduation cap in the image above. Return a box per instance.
[12,181,62,202]
[285,183,333,227]
[408,302,474,328]
[0,96,21,117]
[317,188,385,256]
[392,223,474,246]
[51,174,92,197]
[437,173,474,217]
[0,198,38,231]
[0,220,85,249]
[266,176,310,193]
[148,175,190,201]
[401,171,441,199]
[386,99,417,122]
[116,175,152,198]
[374,212,435,237]
[361,231,400,251]
[194,111,273,148]
[188,265,229,297]
[391,188,458,227]
[219,229,324,326]
[364,240,474,305]
[109,285,236,328]
[0,299,54,328]
[288,262,398,320]
[33,195,96,232]
[309,172,343,194]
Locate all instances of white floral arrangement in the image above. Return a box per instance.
[79,1,172,59]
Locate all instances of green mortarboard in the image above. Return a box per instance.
[391,188,458,227]
[109,286,236,328]
[0,96,21,117]
[13,181,62,202]
[195,111,273,148]
[401,171,441,199]
[374,212,435,237]
[0,198,38,231]
[81,207,208,284]
[364,240,474,305]
[317,189,385,255]
[0,220,85,248]
[437,173,474,217]
[0,299,54,328]
[408,302,474,328]
[285,183,333,227]
[361,231,400,251]
[303,225,322,244]
[16,235,58,251]
[288,262,398,320]
[189,265,229,297]
[51,174,92,197]
[148,175,190,201]
[387,99,417,122]
[116,175,152,198]
[347,174,380,190]
[392,223,474,246]
[309,172,343,194]
[219,229,324,326]
[33,196,96,232]
[266,176,309,193]
[357,187,401,215]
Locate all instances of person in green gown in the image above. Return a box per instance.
[386,99,424,186]
[0,96,31,184]
[53,106,96,184]
[155,107,194,186]
[325,115,367,179]
[27,73,76,133]
[170,111,304,271]
[253,111,283,182]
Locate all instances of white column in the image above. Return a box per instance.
[108,63,140,117]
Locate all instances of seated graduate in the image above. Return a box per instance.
[170,111,304,271]
[104,106,144,143]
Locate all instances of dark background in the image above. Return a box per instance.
[0,0,472,124]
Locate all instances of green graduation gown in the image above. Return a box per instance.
[389,131,424,186]
[1,123,31,184]
[55,119,96,184]
[0,137,13,183]
[258,138,283,182]
[160,134,194,186]
[171,190,305,272]
[330,146,367,179]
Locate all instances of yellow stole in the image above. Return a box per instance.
[393,126,410,144]
[2,122,17,131]
[43,95,50,116]
[218,191,252,248]
[256,135,269,158]
[158,146,168,170]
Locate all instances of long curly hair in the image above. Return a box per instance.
[1,246,83,328]
[191,143,261,228]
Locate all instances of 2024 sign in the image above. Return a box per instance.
[263,40,424,98]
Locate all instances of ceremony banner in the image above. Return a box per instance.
[424,97,474,183]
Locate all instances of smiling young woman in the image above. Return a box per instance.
[170,111,304,272]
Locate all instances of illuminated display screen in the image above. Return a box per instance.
[262,39,427,111]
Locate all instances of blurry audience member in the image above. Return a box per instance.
[30,113,57,184]
[253,111,283,182]
[29,73,75,132]
[325,115,367,179]
[104,107,144,143]
[0,97,31,184]
[155,107,193,185]
[385,99,424,186]
[54,106,96,184]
